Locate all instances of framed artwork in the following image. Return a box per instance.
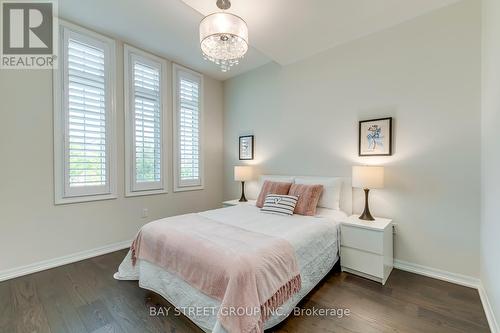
[359,117,393,156]
[239,135,254,160]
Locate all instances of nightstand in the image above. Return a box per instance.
[340,215,393,285]
[222,199,256,207]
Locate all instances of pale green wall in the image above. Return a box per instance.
[223,0,481,278]
[481,0,500,328]
[0,41,224,272]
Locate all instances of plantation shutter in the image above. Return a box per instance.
[55,23,116,204]
[132,59,162,189]
[65,37,109,195]
[177,70,201,187]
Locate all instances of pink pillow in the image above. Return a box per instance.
[256,181,293,208]
[288,184,324,216]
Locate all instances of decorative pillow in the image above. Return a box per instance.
[248,175,295,200]
[261,194,299,216]
[294,177,343,210]
[256,181,293,208]
[288,184,324,216]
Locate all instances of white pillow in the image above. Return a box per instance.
[257,175,295,195]
[294,177,342,210]
[260,175,295,183]
[246,175,295,200]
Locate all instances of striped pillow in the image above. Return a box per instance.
[261,194,299,216]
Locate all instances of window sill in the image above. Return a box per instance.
[125,189,168,197]
[173,185,204,192]
[55,193,118,205]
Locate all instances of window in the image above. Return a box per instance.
[173,64,203,191]
[124,45,167,196]
[54,21,116,204]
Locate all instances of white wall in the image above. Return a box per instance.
[481,0,500,329]
[0,40,224,274]
[224,0,481,278]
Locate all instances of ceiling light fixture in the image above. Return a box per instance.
[199,0,248,72]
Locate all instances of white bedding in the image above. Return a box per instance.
[115,203,346,332]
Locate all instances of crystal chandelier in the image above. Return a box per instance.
[199,0,248,72]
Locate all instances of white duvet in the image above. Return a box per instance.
[115,203,345,333]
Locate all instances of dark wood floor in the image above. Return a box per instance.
[0,249,489,333]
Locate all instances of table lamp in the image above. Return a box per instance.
[234,166,252,202]
[352,166,384,221]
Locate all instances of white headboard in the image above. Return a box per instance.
[245,175,352,215]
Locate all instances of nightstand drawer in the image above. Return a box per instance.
[341,224,384,254]
[341,247,384,278]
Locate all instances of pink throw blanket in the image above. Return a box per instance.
[130,213,301,333]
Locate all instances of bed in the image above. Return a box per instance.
[115,176,352,333]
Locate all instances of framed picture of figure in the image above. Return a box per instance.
[359,117,393,156]
[239,135,254,160]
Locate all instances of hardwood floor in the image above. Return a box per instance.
[0,249,490,333]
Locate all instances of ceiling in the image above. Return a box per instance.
[183,0,462,65]
[60,0,461,81]
[59,0,271,80]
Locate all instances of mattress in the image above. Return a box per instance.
[115,203,346,332]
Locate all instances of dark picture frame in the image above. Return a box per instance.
[358,117,393,156]
[239,135,254,160]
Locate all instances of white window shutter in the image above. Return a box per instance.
[124,45,167,196]
[66,38,108,190]
[54,21,116,204]
[174,65,203,191]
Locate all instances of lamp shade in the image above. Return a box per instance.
[200,13,249,47]
[199,12,249,72]
[234,166,252,181]
[352,166,384,189]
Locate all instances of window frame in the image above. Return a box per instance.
[172,63,204,192]
[124,44,169,197]
[53,20,117,204]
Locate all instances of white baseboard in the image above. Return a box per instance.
[478,283,499,333]
[0,240,132,282]
[394,259,480,289]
